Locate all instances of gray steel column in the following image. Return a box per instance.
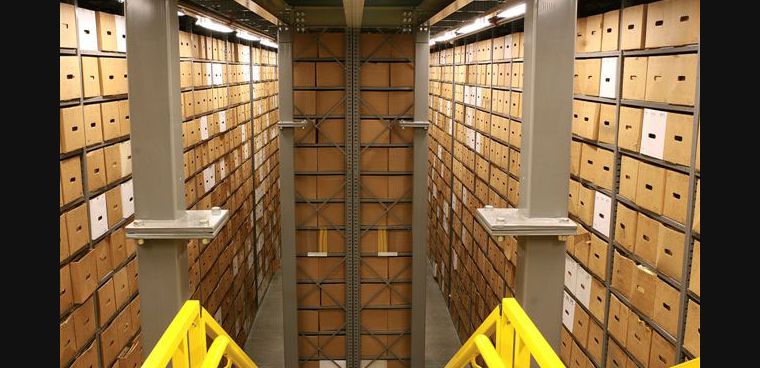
[411,28,430,368]
[515,0,576,352]
[126,0,189,351]
[277,29,299,368]
[346,29,361,368]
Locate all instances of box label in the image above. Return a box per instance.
[592,191,612,237]
[640,108,667,159]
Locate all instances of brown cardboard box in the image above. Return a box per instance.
[298,310,318,332]
[101,318,121,367]
[389,92,414,116]
[361,120,390,143]
[618,107,643,152]
[663,169,689,225]
[295,176,317,199]
[590,278,607,322]
[71,341,99,368]
[361,284,390,305]
[656,225,685,280]
[105,186,123,228]
[560,327,572,364]
[66,205,90,255]
[666,54,698,106]
[318,175,345,199]
[319,309,345,331]
[317,119,345,143]
[683,299,700,356]
[634,213,659,265]
[388,309,411,330]
[570,340,591,368]
[81,57,102,98]
[577,184,595,226]
[584,14,603,53]
[60,56,82,101]
[104,144,123,184]
[361,148,389,171]
[60,317,77,364]
[622,57,648,101]
[361,203,387,226]
[388,176,413,199]
[631,265,657,317]
[317,147,344,171]
[298,335,318,357]
[317,91,345,115]
[316,63,344,87]
[692,179,700,233]
[579,143,597,183]
[605,337,628,368]
[61,106,86,153]
[297,284,321,307]
[60,156,83,205]
[626,313,653,364]
[101,101,122,141]
[618,156,639,202]
[587,320,604,365]
[391,63,414,87]
[293,62,315,87]
[615,203,638,251]
[96,11,118,52]
[113,267,130,308]
[85,149,107,192]
[601,10,620,51]
[573,231,591,266]
[635,162,666,214]
[595,148,614,190]
[612,251,635,300]
[318,257,345,279]
[99,58,128,96]
[294,91,316,116]
[642,56,668,104]
[72,296,97,348]
[319,203,345,226]
[689,240,700,296]
[61,265,74,315]
[572,304,590,346]
[576,100,600,140]
[509,91,522,118]
[295,204,318,227]
[94,238,113,281]
[645,0,668,48]
[509,120,522,148]
[570,141,582,177]
[294,148,317,171]
[621,4,647,50]
[361,33,392,58]
[321,283,345,307]
[361,63,390,87]
[391,33,414,59]
[668,0,700,46]
[361,309,388,331]
[389,148,413,172]
[362,257,389,279]
[293,33,319,58]
[598,103,617,144]
[663,112,693,166]
[608,294,630,342]
[579,59,601,96]
[60,214,70,260]
[71,250,98,304]
[60,3,78,48]
[653,278,679,336]
[588,234,608,279]
[361,334,386,357]
[97,277,117,327]
[319,32,345,58]
[649,331,676,368]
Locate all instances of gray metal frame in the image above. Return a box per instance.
[346,28,361,368]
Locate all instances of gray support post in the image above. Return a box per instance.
[411,28,430,368]
[125,0,189,351]
[276,29,299,368]
[346,29,361,368]
[515,0,577,352]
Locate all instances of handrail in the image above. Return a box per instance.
[141,300,258,368]
[672,358,700,368]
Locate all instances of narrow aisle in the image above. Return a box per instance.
[425,263,461,368]
[245,273,284,367]
[244,265,461,367]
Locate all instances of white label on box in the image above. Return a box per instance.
[599,57,618,98]
[592,191,612,237]
[322,361,347,368]
[433,262,438,277]
[452,252,458,270]
[219,158,226,178]
[203,166,216,193]
[253,66,260,81]
[437,145,443,159]
[466,128,476,149]
[432,183,438,198]
[115,15,127,52]
[76,8,98,51]
[89,194,109,240]
[120,180,135,218]
[503,35,513,59]
[241,125,247,142]
[361,360,386,368]
[640,108,667,159]
[243,143,250,159]
[562,291,576,332]
[575,266,592,308]
[200,116,209,140]
[564,255,578,294]
[215,308,222,324]
[218,111,227,132]
[205,63,213,85]
[120,141,132,177]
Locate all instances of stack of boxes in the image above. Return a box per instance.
[178,24,280,348]
[566,0,700,367]
[60,2,141,368]
[428,26,525,342]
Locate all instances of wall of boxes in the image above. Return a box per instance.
[291,31,416,367]
[564,0,699,367]
[177,14,281,353]
[60,1,141,368]
[428,22,526,343]
[60,1,281,367]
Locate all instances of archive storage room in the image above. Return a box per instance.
[58,0,700,367]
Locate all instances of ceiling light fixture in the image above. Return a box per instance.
[261,39,278,49]
[195,17,233,33]
[236,30,261,41]
[456,17,490,35]
[497,3,526,19]
[178,10,186,17]
[429,30,457,45]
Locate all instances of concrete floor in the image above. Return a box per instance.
[244,264,461,367]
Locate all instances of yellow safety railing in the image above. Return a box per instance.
[445,298,564,368]
[141,300,257,368]
[672,358,700,368]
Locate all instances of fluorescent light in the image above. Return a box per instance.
[497,3,526,19]
[261,39,278,49]
[195,17,233,33]
[456,17,490,35]
[237,31,261,42]
[178,10,186,17]
[430,30,457,45]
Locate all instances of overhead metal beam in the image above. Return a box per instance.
[234,0,283,25]
[343,0,365,28]
[427,0,474,26]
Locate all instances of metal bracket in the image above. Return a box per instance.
[475,206,577,239]
[399,120,429,129]
[278,119,308,129]
[125,207,230,244]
